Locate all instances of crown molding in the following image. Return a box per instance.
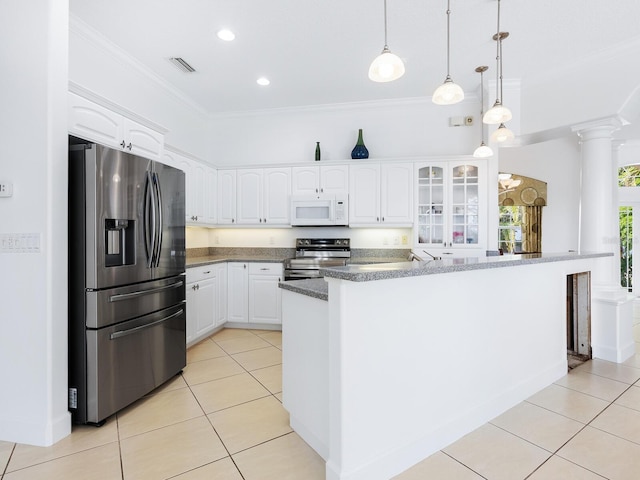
[69,14,209,118]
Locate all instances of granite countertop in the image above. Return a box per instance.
[321,252,613,282]
[279,278,328,301]
[347,257,408,265]
[187,254,288,268]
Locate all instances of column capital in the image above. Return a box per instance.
[571,116,624,140]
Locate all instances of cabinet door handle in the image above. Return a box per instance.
[382,217,385,222]
[315,188,319,193]
[259,218,262,223]
[260,268,269,271]
[127,143,132,150]
[244,264,246,269]
[377,217,379,222]
[232,218,235,223]
[203,271,211,274]
[320,187,324,193]
[120,140,126,148]
[263,218,266,223]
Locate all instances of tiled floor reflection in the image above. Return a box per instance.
[2,326,640,480]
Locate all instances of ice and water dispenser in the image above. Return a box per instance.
[104,219,135,267]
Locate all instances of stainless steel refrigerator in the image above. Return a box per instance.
[68,137,186,424]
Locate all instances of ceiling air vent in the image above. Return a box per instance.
[168,57,196,73]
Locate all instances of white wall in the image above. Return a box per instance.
[208,97,482,167]
[186,226,412,250]
[498,137,581,253]
[0,0,71,445]
[521,39,640,135]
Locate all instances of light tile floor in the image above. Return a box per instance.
[1,328,639,480]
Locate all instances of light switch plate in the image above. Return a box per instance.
[0,233,41,253]
[0,182,13,197]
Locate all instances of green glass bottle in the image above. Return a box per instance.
[315,142,321,161]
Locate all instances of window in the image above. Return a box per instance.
[498,206,524,253]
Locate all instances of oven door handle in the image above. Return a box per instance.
[110,309,184,340]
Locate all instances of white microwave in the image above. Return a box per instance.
[290,194,349,226]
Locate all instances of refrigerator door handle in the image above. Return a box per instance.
[153,172,163,268]
[144,171,156,268]
[108,279,184,302]
[109,309,184,340]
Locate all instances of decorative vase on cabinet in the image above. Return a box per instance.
[351,129,369,159]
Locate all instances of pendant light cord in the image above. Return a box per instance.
[446,0,451,78]
[495,0,501,103]
[480,69,486,139]
[383,0,389,48]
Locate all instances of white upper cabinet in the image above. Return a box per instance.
[291,165,349,196]
[68,92,164,161]
[163,151,215,226]
[263,168,292,225]
[415,159,486,255]
[122,118,164,160]
[349,164,380,224]
[349,162,413,226]
[236,167,291,225]
[217,169,237,225]
[237,169,263,225]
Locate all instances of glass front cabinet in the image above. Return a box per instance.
[415,160,487,255]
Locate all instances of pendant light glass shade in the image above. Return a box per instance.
[473,142,493,158]
[490,123,515,143]
[433,77,464,105]
[483,101,512,124]
[432,0,463,105]
[369,0,405,83]
[369,46,405,82]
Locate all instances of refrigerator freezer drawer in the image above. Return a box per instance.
[85,276,185,328]
[83,303,186,424]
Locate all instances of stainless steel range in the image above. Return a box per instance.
[283,238,351,281]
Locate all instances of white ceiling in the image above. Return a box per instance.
[70,0,640,116]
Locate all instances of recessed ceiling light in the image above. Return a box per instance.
[217,29,235,41]
[257,77,270,86]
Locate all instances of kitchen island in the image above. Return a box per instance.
[280,252,612,480]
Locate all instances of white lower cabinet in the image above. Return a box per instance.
[248,263,283,324]
[227,262,249,323]
[227,262,283,326]
[186,263,227,345]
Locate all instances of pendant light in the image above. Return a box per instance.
[490,122,515,143]
[369,0,405,82]
[432,0,464,105]
[483,0,512,124]
[473,66,493,158]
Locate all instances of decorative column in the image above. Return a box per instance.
[572,117,635,363]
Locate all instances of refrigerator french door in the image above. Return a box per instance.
[68,137,186,424]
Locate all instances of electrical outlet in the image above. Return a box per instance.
[393,236,400,245]
[401,235,408,245]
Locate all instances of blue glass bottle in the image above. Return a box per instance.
[351,129,369,159]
